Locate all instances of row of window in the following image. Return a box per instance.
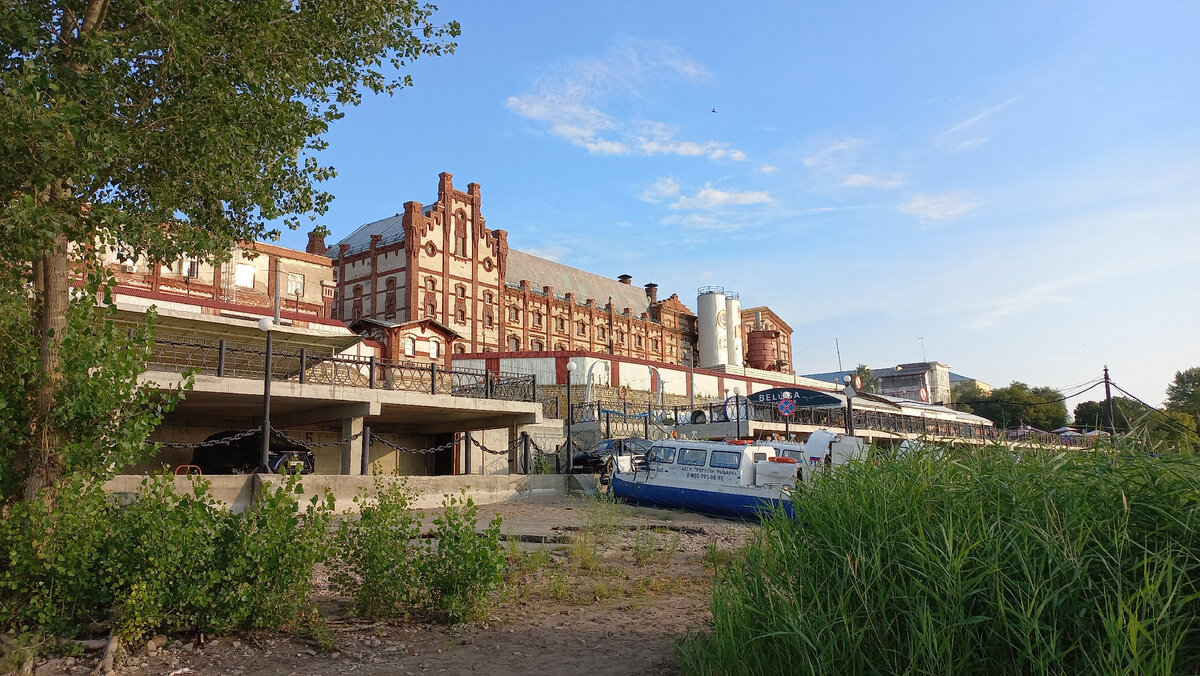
[648,446,743,470]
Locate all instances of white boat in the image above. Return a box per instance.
[610,438,801,519]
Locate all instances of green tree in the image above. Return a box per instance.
[1072,397,1144,432]
[1166,367,1200,427]
[1,1,458,501]
[969,382,1067,431]
[951,381,986,414]
[855,364,880,394]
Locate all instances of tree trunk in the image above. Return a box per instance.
[21,235,71,502]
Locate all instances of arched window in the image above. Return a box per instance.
[576,321,587,337]
[508,336,520,351]
[404,337,416,357]
[532,311,542,327]
[456,309,466,323]
[531,340,543,352]
[426,277,436,292]
[456,285,466,298]
[425,303,436,319]
[454,344,466,354]
[430,340,440,359]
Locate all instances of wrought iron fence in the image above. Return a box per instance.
[145,333,537,402]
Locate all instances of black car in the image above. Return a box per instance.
[571,437,653,474]
[191,430,316,475]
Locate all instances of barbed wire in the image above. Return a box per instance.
[370,435,457,455]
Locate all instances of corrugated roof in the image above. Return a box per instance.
[506,250,650,313]
[335,214,406,256]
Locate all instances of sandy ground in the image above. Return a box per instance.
[27,496,757,676]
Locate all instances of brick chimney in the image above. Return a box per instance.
[618,274,632,285]
[644,283,658,303]
[306,229,327,255]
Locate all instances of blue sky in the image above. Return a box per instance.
[275,1,1200,410]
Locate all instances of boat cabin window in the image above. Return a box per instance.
[753,452,767,462]
[648,446,676,464]
[783,450,804,462]
[710,450,741,470]
[678,448,708,466]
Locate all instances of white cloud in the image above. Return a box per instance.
[758,165,778,174]
[935,97,1018,152]
[670,185,772,210]
[898,192,977,222]
[804,138,867,169]
[639,177,680,202]
[506,39,744,162]
[842,173,904,189]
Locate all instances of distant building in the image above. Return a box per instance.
[878,362,952,404]
[950,372,993,395]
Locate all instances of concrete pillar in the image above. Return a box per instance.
[341,416,364,475]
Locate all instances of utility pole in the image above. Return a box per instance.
[1103,365,1116,443]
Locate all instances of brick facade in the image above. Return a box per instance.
[330,173,701,366]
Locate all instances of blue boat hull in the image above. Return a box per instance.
[611,473,794,520]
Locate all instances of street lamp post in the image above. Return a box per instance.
[565,361,577,473]
[782,391,792,440]
[843,375,856,437]
[733,386,743,439]
[258,317,275,472]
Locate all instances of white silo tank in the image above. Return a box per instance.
[696,288,728,368]
[726,293,743,367]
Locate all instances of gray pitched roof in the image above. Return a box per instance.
[335,214,406,256]
[506,249,650,314]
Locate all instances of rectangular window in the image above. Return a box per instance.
[235,263,256,288]
[709,450,741,469]
[287,272,304,296]
[186,260,200,278]
[649,446,676,464]
[678,448,708,466]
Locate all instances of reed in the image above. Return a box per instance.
[677,444,1200,675]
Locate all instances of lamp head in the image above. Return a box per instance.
[257,317,275,332]
[843,375,852,385]
[565,361,577,373]
[733,386,742,396]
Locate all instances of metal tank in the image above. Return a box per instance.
[725,293,743,367]
[696,287,728,368]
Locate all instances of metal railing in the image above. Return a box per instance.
[146,333,537,402]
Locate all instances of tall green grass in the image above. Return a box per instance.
[678,445,1200,675]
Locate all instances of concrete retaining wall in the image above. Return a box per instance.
[104,473,569,514]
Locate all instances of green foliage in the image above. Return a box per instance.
[331,476,423,618]
[0,473,332,642]
[961,381,1068,430]
[0,274,188,501]
[1166,367,1200,427]
[677,445,1200,675]
[419,491,506,624]
[854,364,880,394]
[1,0,460,262]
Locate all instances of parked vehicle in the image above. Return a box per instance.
[191,430,315,474]
[571,437,653,474]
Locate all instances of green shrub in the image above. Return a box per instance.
[331,476,423,618]
[678,445,1200,676]
[0,476,114,636]
[419,491,505,623]
[0,472,332,641]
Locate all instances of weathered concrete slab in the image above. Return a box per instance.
[104,473,568,513]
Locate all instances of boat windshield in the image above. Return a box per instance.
[648,445,676,463]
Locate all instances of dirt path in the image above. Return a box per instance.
[32,496,755,676]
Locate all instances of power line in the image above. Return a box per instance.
[1109,380,1200,441]
[954,380,1104,408]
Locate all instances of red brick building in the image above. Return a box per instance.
[326,173,701,366]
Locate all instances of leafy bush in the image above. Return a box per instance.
[419,491,505,623]
[0,473,332,642]
[678,445,1200,676]
[0,477,113,636]
[331,476,423,618]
